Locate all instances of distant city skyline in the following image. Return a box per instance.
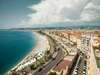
[0,0,100,28]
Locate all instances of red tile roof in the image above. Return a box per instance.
[53,60,71,72]
[95,39,100,43]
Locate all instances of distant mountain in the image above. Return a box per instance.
[5,22,100,30]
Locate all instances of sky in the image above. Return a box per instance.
[0,0,100,28]
[0,0,41,28]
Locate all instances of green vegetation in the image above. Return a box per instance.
[60,70,63,75]
[30,57,46,70]
[96,57,100,68]
[93,47,100,68]
[39,58,45,65]
[30,64,37,70]
[44,50,52,61]
[48,71,57,75]
[97,35,100,38]
[72,42,77,46]
[12,71,20,75]
[30,49,53,71]
[93,46,100,50]
[96,59,100,68]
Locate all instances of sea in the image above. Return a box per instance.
[0,30,36,75]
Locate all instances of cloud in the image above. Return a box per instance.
[81,1,100,22]
[21,0,100,25]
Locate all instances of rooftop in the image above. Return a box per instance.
[53,60,71,72]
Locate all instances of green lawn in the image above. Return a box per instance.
[96,58,100,68]
[93,49,100,68]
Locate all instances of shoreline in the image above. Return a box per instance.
[6,31,50,75]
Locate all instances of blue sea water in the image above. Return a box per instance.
[0,30,36,75]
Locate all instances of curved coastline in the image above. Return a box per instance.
[6,31,50,75]
[0,30,36,75]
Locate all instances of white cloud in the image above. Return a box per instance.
[21,0,100,25]
[81,1,100,22]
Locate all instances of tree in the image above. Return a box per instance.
[12,71,19,75]
[60,70,63,75]
[44,50,52,61]
[30,64,36,70]
[48,72,57,75]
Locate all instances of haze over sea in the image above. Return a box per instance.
[0,30,36,75]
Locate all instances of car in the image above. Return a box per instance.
[52,57,56,60]
[38,67,42,72]
[52,52,57,60]
[83,71,86,74]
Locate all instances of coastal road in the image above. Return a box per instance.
[33,48,64,75]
